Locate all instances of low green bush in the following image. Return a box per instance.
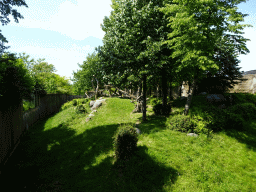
[227,103,256,121]
[113,124,139,161]
[153,103,171,116]
[60,98,89,111]
[75,104,87,114]
[166,114,194,133]
[149,97,162,106]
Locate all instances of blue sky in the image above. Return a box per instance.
[1,0,255,84]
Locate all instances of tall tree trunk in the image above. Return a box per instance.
[183,79,196,116]
[156,84,160,99]
[142,74,147,121]
[161,67,168,116]
[169,82,173,101]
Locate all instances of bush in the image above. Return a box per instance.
[166,114,194,133]
[153,104,171,116]
[149,97,162,106]
[60,98,89,111]
[227,103,256,121]
[113,124,139,161]
[75,104,87,114]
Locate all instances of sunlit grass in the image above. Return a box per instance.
[4,95,256,191]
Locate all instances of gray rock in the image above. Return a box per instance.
[187,133,198,137]
[89,101,95,107]
[135,128,141,135]
[86,117,91,122]
[91,100,103,110]
[89,113,94,117]
[206,94,226,104]
[92,110,97,113]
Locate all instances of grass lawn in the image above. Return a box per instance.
[2,96,256,191]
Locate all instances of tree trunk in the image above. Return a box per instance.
[142,74,147,121]
[169,82,173,101]
[183,79,196,116]
[156,84,160,99]
[95,81,99,100]
[161,67,168,116]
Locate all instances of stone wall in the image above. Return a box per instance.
[228,74,256,94]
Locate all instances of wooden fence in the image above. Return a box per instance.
[0,94,85,171]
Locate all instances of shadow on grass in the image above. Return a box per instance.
[223,120,256,152]
[137,114,168,135]
[2,113,177,191]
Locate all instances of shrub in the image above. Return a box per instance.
[149,98,162,106]
[60,98,89,111]
[153,104,171,116]
[223,112,244,131]
[113,124,139,161]
[227,103,256,121]
[72,99,78,106]
[75,104,87,114]
[166,114,194,133]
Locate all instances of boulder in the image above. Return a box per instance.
[206,94,226,104]
[91,99,105,110]
[89,113,94,117]
[187,133,198,137]
[135,128,141,135]
[89,101,95,107]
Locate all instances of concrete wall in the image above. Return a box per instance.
[228,74,256,94]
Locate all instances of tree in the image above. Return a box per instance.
[72,51,104,96]
[160,0,251,115]
[0,0,28,53]
[100,0,175,120]
[0,52,35,108]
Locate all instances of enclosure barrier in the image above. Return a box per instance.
[0,94,85,172]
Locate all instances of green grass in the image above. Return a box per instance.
[3,95,256,191]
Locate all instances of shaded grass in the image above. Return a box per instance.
[2,95,256,191]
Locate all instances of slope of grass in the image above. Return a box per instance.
[2,96,256,191]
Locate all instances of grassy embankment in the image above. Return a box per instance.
[3,94,256,191]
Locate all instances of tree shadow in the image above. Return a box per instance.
[223,120,256,152]
[2,114,177,191]
[137,114,168,135]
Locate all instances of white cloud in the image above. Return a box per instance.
[10,0,113,40]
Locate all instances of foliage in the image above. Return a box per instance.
[0,53,35,104]
[166,114,193,133]
[22,99,35,112]
[113,124,139,161]
[75,104,87,114]
[227,103,256,121]
[0,0,28,54]
[60,98,89,111]
[72,51,103,95]
[153,103,171,116]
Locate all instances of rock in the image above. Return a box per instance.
[89,101,95,107]
[92,110,97,113]
[89,113,94,117]
[86,117,91,122]
[91,100,103,110]
[135,128,141,135]
[206,94,226,104]
[187,133,198,137]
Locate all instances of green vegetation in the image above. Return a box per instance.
[23,99,35,112]
[4,94,256,191]
[113,124,139,162]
